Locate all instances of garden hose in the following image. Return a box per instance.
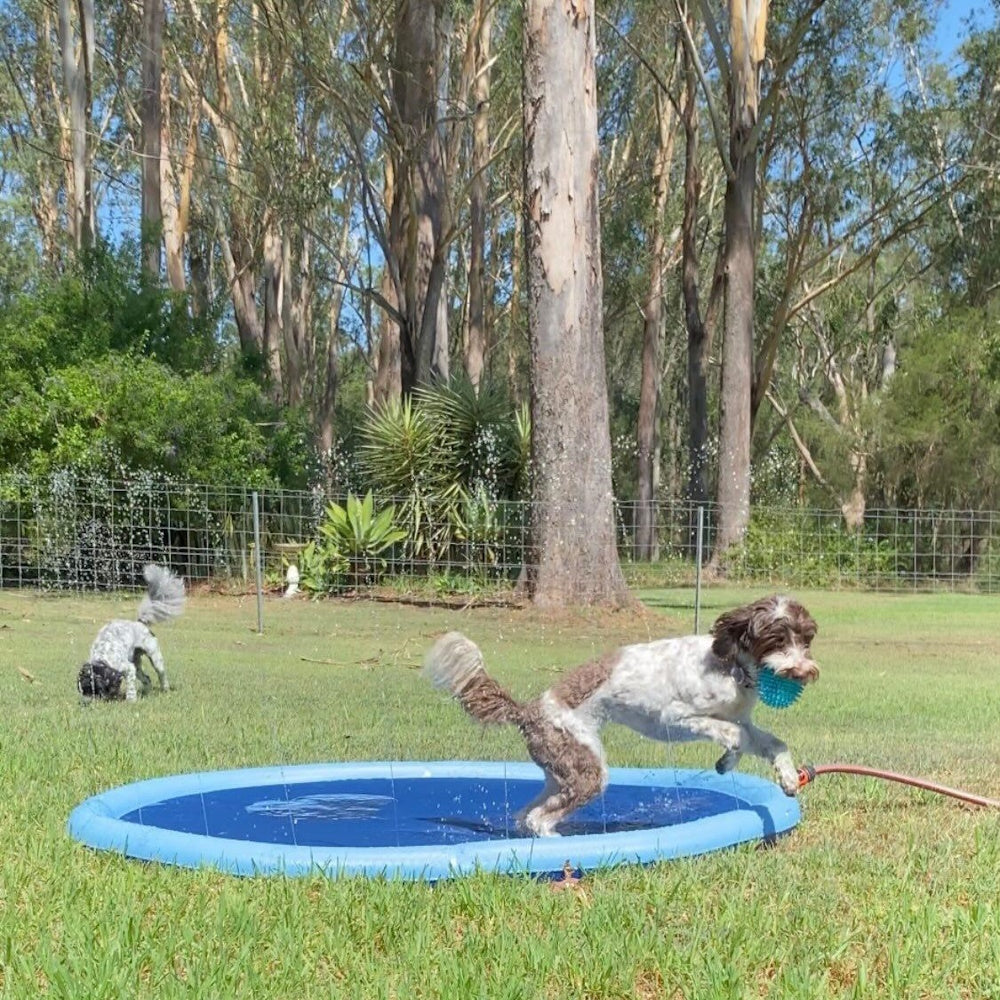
[797,763,1000,809]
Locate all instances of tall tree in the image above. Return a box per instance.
[712,0,768,565]
[387,0,451,394]
[464,0,494,391]
[679,20,722,520]
[752,1,950,525]
[56,0,96,249]
[634,52,681,561]
[522,0,631,606]
[140,0,164,277]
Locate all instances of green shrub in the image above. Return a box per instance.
[449,486,528,578]
[732,510,895,587]
[300,492,406,592]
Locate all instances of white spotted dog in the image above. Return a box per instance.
[79,565,186,702]
[423,595,819,837]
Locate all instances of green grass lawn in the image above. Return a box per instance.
[3,585,1000,998]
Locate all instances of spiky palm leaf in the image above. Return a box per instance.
[359,398,459,561]
[414,378,528,498]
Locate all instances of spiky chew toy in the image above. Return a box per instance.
[757,666,804,709]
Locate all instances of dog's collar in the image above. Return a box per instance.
[728,652,760,690]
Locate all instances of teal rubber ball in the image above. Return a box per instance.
[757,666,804,709]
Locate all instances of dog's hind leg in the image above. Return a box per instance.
[519,714,608,836]
[515,774,560,834]
[137,632,170,692]
[522,753,606,837]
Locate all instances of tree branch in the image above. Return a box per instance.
[675,0,734,180]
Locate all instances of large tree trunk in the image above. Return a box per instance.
[374,268,403,406]
[318,234,352,457]
[282,232,312,410]
[680,44,715,557]
[205,12,265,366]
[521,0,631,608]
[464,0,493,390]
[712,0,767,567]
[218,225,263,360]
[840,257,880,529]
[140,0,164,277]
[508,213,524,401]
[635,77,679,561]
[713,138,756,563]
[681,88,711,507]
[388,0,450,394]
[27,8,63,269]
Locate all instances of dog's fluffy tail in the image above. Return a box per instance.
[137,564,186,624]
[423,632,524,727]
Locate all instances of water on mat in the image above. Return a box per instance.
[121,777,745,846]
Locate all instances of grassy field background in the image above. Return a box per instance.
[2,585,1000,998]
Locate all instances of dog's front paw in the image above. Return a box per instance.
[779,772,799,796]
[774,753,799,796]
[715,748,741,774]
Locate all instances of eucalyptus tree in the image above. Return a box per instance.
[464,0,495,390]
[854,12,1000,511]
[708,0,772,564]
[598,3,686,560]
[139,0,164,277]
[183,1,285,388]
[684,0,832,564]
[679,11,724,519]
[521,0,630,606]
[0,2,58,270]
[57,0,96,249]
[756,0,954,525]
[0,0,114,260]
[948,14,1000,309]
[384,0,452,393]
[155,0,360,440]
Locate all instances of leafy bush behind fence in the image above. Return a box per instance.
[2,471,999,593]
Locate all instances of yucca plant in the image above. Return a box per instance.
[359,397,460,562]
[359,383,531,571]
[509,401,532,497]
[415,378,530,499]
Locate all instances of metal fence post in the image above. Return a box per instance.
[694,505,704,633]
[252,490,264,634]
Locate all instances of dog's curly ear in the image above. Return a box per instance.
[711,596,785,660]
[711,604,757,660]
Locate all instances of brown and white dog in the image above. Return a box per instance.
[423,595,819,836]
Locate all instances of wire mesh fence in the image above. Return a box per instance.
[2,472,999,593]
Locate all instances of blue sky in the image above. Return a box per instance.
[933,0,994,57]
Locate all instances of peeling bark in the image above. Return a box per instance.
[522,0,632,607]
